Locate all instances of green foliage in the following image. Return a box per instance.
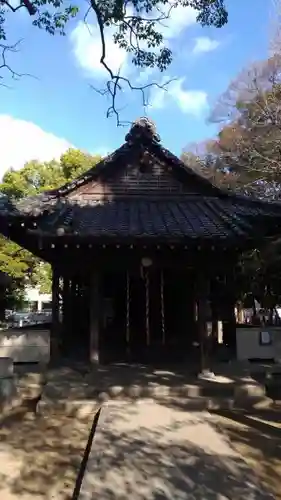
[0,148,102,200]
[1,0,227,77]
[32,1,79,36]
[4,283,26,311]
[60,149,101,180]
[98,0,228,72]
[0,239,31,278]
[29,262,52,294]
[0,148,101,306]
[0,1,228,124]
[0,159,64,199]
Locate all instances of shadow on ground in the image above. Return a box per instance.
[79,402,273,500]
[212,408,281,500]
[2,362,280,499]
[0,406,94,499]
[44,362,249,403]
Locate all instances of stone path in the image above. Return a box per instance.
[79,400,274,500]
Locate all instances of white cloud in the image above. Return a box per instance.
[71,5,197,78]
[9,0,20,8]
[71,21,128,78]
[149,78,208,116]
[0,115,73,177]
[192,36,220,55]
[157,5,197,39]
[136,67,155,84]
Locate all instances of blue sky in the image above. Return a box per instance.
[0,0,273,175]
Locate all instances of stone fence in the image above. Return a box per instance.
[0,328,50,363]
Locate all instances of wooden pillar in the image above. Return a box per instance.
[89,269,100,364]
[210,277,220,352]
[50,264,60,362]
[196,274,211,373]
[222,299,236,350]
[222,272,237,354]
[61,275,71,357]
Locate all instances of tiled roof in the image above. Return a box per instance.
[1,117,281,244]
[34,196,276,242]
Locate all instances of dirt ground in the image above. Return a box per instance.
[0,401,280,500]
[0,405,95,500]
[213,407,281,500]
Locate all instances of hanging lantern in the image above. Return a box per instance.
[140,257,153,279]
[141,257,153,267]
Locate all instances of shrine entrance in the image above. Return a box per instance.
[100,267,197,364]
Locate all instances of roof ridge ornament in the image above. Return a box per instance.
[125,117,160,145]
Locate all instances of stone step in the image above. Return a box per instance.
[38,377,274,415]
[43,381,236,400]
[38,393,275,417]
[0,361,48,416]
[0,376,19,411]
[43,376,270,400]
[0,357,13,377]
[0,357,19,415]
[16,371,46,399]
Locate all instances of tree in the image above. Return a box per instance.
[269,0,281,57]
[0,148,101,307]
[60,149,101,180]
[204,55,281,198]
[182,69,281,312]
[0,148,101,198]
[181,2,281,314]
[0,237,37,314]
[0,159,65,198]
[1,0,228,123]
[181,139,244,192]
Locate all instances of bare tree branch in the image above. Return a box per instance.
[0,0,228,123]
[0,40,36,86]
[1,0,36,15]
[1,0,23,13]
[86,0,177,125]
[91,76,175,125]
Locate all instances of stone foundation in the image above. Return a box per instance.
[0,357,18,414]
[37,362,279,415]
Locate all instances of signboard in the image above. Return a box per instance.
[259,330,272,346]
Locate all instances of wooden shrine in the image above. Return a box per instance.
[0,117,281,368]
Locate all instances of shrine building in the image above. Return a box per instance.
[0,118,281,367]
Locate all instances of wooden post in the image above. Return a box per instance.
[196,274,211,374]
[62,275,71,357]
[211,300,219,348]
[89,269,100,364]
[50,264,60,363]
[222,271,237,354]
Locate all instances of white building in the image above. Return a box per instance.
[24,287,51,311]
